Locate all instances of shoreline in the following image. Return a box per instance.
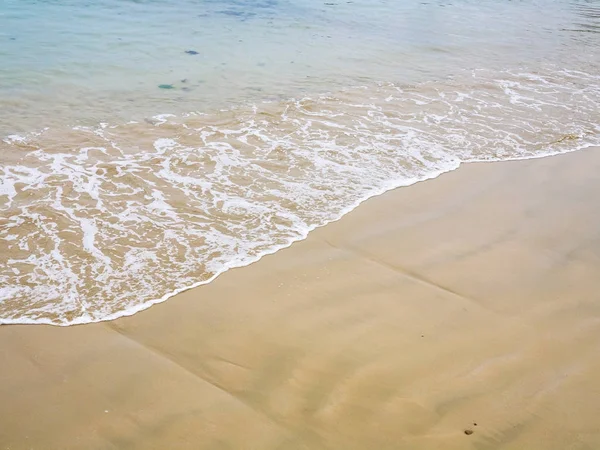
[2,147,600,449]
[2,143,597,327]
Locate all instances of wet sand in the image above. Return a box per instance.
[2,148,600,449]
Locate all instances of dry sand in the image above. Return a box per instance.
[1,148,600,449]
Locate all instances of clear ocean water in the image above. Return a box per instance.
[1,0,599,324]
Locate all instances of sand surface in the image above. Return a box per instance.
[1,148,600,449]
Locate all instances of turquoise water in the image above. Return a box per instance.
[1,0,598,132]
[1,0,599,324]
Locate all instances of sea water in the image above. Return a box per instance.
[0,0,599,324]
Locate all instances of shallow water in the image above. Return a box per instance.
[1,0,599,324]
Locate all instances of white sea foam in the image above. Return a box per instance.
[0,67,599,325]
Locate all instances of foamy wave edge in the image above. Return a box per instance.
[2,141,595,327]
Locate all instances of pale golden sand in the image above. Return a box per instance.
[2,148,600,449]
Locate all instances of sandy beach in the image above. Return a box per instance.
[1,148,600,449]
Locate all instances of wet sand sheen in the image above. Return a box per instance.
[2,148,600,449]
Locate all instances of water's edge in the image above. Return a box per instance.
[2,143,594,327]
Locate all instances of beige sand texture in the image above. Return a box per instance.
[1,148,600,450]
